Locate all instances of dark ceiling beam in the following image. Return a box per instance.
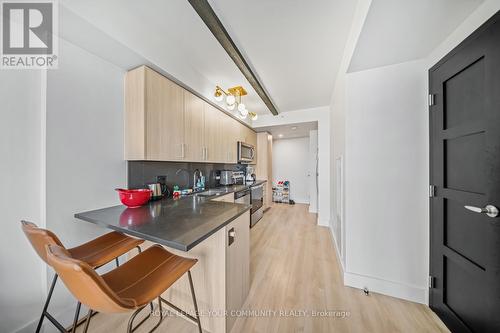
[188,0,279,116]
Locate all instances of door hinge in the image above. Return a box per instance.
[428,94,436,107]
[429,185,436,198]
[429,276,435,289]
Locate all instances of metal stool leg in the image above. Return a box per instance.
[70,302,81,333]
[188,271,203,333]
[35,274,58,333]
[127,298,164,333]
[82,309,93,333]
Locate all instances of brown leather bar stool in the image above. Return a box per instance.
[46,243,202,333]
[21,221,144,333]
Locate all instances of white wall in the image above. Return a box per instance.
[308,130,318,213]
[0,71,45,333]
[0,6,147,332]
[253,107,331,226]
[330,0,372,270]
[41,37,128,324]
[344,60,429,303]
[329,0,500,305]
[272,137,310,204]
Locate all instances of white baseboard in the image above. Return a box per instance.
[328,222,345,276]
[317,218,329,226]
[325,220,427,305]
[343,271,427,305]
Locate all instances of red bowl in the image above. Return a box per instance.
[115,188,152,208]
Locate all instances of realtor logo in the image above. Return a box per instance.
[1,0,58,69]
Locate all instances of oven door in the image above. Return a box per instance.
[250,184,263,214]
[237,142,255,163]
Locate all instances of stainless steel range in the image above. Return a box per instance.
[250,183,264,227]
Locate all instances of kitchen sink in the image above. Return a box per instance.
[194,189,230,197]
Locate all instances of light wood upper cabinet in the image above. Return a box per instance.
[184,90,205,162]
[145,68,185,161]
[224,116,239,163]
[124,66,146,160]
[244,126,257,148]
[204,104,225,162]
[124,65,257,164]
[124,66,184,161]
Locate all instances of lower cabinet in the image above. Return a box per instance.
[133,210,250,333]
[225,212,250,331]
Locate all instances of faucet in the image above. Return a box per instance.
[193,169,202,191]
[175,168,190,188]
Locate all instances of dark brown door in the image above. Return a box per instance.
[429,11,500,333]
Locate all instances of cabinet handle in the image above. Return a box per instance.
[205,147,208,161]
[181,143,185,159]
[228,227,236,246]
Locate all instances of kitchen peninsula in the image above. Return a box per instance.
[75,194,250,333]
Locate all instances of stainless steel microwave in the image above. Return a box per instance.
[237,141,255,163]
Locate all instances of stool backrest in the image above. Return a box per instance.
[46,244,136,313]
[21,221,64,263]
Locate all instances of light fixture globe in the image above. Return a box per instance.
[250,113,258,121]
[226,95,236,106]
[238,103,246,112]
[214,93,224,102]
[239,107,248,117]
[214,86,224,102]
[239,112,248,120]
[227,103,236,111]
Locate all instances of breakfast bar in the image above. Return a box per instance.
[75,195,251,333]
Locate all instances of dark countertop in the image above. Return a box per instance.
[75,195,251,252]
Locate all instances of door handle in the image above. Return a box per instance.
[464,205,499,218]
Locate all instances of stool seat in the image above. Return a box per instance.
[68,232,144,268]
[102,245,197,308]
[47,243,203,333]
[21,221,145,333]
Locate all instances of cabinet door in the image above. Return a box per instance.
[237,122,247,143]
[225,211,250,332]
[145,67,184,160]
[124,66,146,160]
[184,91,205,162]
[224,116,239,163]
[204,104,225,162]
[245,126,257,148]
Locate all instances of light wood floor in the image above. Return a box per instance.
[76,203,449,333]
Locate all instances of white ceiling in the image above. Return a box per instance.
[60,0,483,116]
[61,0,357,115]
[209,0,358,112]
[348,0,484,73]
[61,0,269,115]
[257,121,318,140]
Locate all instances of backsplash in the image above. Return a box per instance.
[127,161,245,192]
